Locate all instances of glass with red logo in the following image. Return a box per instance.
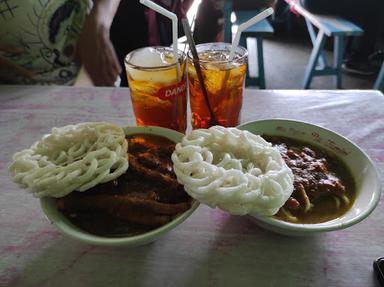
[125,47,187,133]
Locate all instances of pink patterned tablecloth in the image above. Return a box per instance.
[0,86,383,287]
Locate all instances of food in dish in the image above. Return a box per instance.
[9,122,128,198]
[172,126,294,216]
[9,122,192,237]
[172,126,356,224]
[265,136,356,224]
[56,133,192,237]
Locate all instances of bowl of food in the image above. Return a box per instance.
[170,121,381,236]
[9,123,199,246]
[236,119,382,235]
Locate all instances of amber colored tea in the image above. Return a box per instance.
[188,43,247,129]
[125,47,187,133]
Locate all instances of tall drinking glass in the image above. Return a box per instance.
[125,47,187,133]
[187,42,248,129]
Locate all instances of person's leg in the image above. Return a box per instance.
[194,0,222,44]
[347,0,382,60]
[340,0,383,75]
[110,2,148,87]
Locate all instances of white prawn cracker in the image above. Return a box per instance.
[171,126,294,216]
[9,122,129,198]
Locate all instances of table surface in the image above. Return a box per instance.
[0,86,383,287]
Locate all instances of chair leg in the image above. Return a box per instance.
[239,35,247,52]
[240,35,252,86]
[305,19,326,69]
[374,62,384,91]
[333,35,344,89]
[223,0,232,43]
[303,30,326,89]
[256,37,266,89]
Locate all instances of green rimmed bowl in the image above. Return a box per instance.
[40,126,199,246]
[237,119,381,236]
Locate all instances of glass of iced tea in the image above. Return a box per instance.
[187,42,248,129]
[125,47,187,133]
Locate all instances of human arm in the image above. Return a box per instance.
[76,0,122,86]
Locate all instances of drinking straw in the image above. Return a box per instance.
[228,8,274,61]
[181,18,218,126]
[220,8,274,94]
[140,0,181,81]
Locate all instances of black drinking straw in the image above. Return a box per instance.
[181,18,218,126]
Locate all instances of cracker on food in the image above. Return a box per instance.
[9,122,128,198]
[172,126,294,216]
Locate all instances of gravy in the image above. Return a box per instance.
[265,136,356,224]
[56,134,192,237]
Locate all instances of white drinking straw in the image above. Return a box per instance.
[140,0,181,81]
[219,8,274,95]
[228,7,274,61]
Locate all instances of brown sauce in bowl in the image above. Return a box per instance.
[56,134,192,237]
[264,136,356,224]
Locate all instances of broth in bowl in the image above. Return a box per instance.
[265,135,356,224]
[237,119,381,235]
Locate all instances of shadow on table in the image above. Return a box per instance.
[5,232,156,287]
[168,207,326,286]
[5,208,379,287]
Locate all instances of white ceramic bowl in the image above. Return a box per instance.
[237,119,382,236]
[40,126,199,246]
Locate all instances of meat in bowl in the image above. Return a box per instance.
[172,126,356,225]
[264,136,356,224]
[9,123,195,243]
[56,134,193,237]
